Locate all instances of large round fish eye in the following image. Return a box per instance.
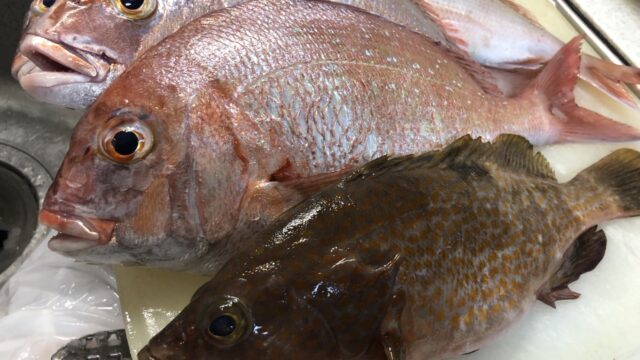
[33,0,56,14]
[204,296,252,348]
[111,0,157,20]
[209,315,237,337]
[99,120,154,164]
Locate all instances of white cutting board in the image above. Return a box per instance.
[116,1,640,358]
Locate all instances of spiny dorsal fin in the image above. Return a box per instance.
[491,134,556,180]
[344,152,437,183]
[345,135,555,183]
[430,134,556,180]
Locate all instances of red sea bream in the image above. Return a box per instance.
[13,0,449,108]
[39,0,640,271]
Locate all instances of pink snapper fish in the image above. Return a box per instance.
[38,0,640,271]
[11,0,450,108]
[417,0,640,107]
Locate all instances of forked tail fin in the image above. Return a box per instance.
[522,36,640,143]
[580,55,640,110]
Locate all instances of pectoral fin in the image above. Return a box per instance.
[536,226,606,308]
[364,290,407,360]
[381,291,407,360]
[240,168,352,224]
[308,253,403,357]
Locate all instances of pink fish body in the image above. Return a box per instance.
[13,0,448,108]
[39,0,640,271]
[418,0,640,106]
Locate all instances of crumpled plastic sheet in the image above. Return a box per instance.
[0,233,123,360]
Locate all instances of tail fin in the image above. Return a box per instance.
[571,148,640,218]
[523,36,640,143]
[580,55,640,110]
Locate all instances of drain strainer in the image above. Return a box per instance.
[51,329,132,360]
[0,142,52,285]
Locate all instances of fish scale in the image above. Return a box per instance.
[40,0,640,270]
[140,135,640,359]
[14,0,454,108]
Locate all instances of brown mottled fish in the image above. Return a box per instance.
[138,135,640,360]
[39,0,640,270]
[12,0,451,108]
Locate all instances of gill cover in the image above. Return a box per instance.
[307,252,402,357]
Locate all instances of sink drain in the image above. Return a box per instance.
[0,143,52,285]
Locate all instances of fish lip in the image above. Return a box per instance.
[20,34,98,77]
[16,34,116,90]
[39,209,117,252]
[10,53,30,80]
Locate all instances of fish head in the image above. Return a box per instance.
[12,0,194,108]
[138,272,343,360]
[39,76,252,267]
[139,226,403,359]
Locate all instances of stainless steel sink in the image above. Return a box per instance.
[554,0,640,97]
[0,1,81,284]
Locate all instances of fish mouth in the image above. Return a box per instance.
[137,345,159,360]
[14,34,114,92]
[39,209,116,253]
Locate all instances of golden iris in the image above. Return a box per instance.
[205,296,252,348]
[112,0,157,20]
[34,0,56,14]
[100,122,153,164]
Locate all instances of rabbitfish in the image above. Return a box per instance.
[39,0,640,271]
[417,0,640,107]
[138,135,640,360]
[13,0,449,108]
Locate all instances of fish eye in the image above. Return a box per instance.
[204,296,251,348]
[112,131,140,156]
[112,0,157,20]
[99,120,154,164]
[33,0,56,13]
[209,315,237,337]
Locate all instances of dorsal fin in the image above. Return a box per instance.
[431,134,556,180]
[345,135,555,183]
[491,134,556,180]
[412,0,503,96]
[439,42,504,96]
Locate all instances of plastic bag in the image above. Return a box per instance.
[0,233,123,360]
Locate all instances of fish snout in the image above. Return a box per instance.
[20,34,97,78]
[39,209,116,252]
[137,346,158,360]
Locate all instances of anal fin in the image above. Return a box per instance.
[536,226,607,308]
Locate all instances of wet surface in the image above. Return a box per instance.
[0,229,8,249]
[0,0,81,283]
[0,162,39,275]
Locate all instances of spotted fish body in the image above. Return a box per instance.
[140,135,640,360]
[40,0,640,270]
[13,0,449,108]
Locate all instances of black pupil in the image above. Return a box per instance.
[209,315,236,337]
[111,131,139,156]
[42,0,55,8]
[120,0,144,10]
